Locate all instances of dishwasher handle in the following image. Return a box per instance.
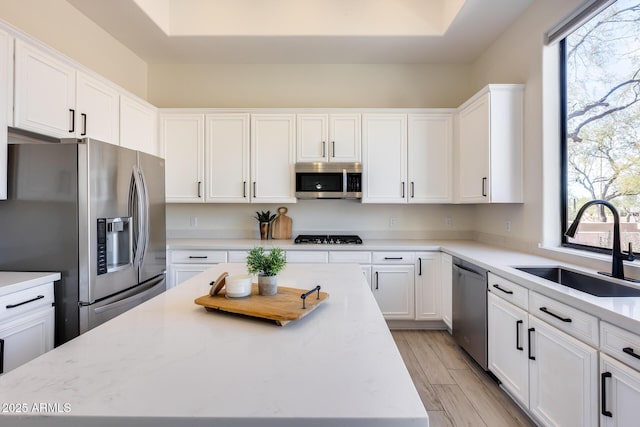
[453,263,486,278]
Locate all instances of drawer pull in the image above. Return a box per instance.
[623,347,640,360]
[539,306,572,323]
[188,256,208,259]
[601,372,612,417]
[6,295,45,309]
[384,257,403,260]
[493,284,514,295]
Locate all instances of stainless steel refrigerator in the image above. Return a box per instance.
[0,130,166,346]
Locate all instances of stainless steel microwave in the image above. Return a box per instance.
[295,162,362,199]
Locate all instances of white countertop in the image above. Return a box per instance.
[168,238,640,334]
[0,263,428,427]
[0,272,61,296]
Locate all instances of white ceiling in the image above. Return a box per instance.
[66,0,534,64]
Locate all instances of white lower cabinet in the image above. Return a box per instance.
[600,353,640,426]
[329,251,371,286]
[528,314,598,427]
[414,252,441,320]
[371,265,415,319]
[487,292,529,405]
[0,280,55,375]
[0,306,54,374]
[168,250,227,288]
[170,265,210,289]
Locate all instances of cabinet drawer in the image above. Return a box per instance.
[372,252,416,264]
[0,282,54,322]
[171,250,227,264]
[286,251,328,263]
[487,272,528,311]
[228,251,249,263]
[529,291,598,347]
[601,321,640,371]
[329,251,372,264]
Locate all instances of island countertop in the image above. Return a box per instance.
[0,263,428,427]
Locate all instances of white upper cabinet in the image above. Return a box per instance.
[0,29,12,200]
[120,94,159,156]
[456,84,524,203]
[296,114,328,162]
[362,114,407,203]
[250,114,296,203]
[408,113,453,203]
[162,114,205,203]
[76,72,119,144]
[297,113,361,162]
[205,113,250,203]
[14,39,76,138]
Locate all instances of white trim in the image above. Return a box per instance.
[545,0,615,45]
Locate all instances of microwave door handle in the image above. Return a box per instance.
[343,169,347,194]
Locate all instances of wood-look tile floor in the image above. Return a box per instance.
[391,330,536,427]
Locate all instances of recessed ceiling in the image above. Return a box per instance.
[66,0,534,64]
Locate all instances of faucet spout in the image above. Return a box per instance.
[565,199,629,280]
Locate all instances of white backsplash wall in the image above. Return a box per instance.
[167,201,476,240]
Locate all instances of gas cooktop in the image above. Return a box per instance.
[294,234,363,245]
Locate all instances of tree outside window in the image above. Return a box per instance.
[564,0,640,252]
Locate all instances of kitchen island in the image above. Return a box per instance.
[0,263,428,427]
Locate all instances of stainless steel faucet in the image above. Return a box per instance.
[565,199,635,280]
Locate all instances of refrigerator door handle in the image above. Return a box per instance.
[129,165,146,270]
[138,167,150,269]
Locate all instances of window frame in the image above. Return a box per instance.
[559,29,635,257]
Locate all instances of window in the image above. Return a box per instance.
[562,0,640,254]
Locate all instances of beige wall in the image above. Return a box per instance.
[167,201,474,240]
[0,0,148,98]
[469,0,582,248]
[147,63,472,108]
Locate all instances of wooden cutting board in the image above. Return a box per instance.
[270,206,292,239]
[194,284,329,326]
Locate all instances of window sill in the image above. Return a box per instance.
[537,244,640,280]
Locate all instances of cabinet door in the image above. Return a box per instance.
[528,315,598,427]
[408,113,453,203]
[296,114,328,162]
[440,253,452,329]
[162,114,205,202]
[169,264,210,289]
[457,93,490,203]
[371,265,415,319]
[487,293,529,406]
[415,252,441,320]
[601,353,640,427]
[120,94,159,156]
[205,114,250,203]
[250,114,296,203]
[76,72,120,144]
[0,29,11,200]
[0,306,54,375]
[14,39,76,138]
[362,114,407,203]
[329,113,361,162]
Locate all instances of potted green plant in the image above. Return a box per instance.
[254,210,276,240]
[246,247,286,295]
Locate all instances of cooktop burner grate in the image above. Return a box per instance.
[294,234,363,244]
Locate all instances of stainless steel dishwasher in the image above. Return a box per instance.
[452,257,489,370]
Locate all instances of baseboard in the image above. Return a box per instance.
[386,320,449,330]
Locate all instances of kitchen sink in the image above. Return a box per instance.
[514,266,640,297]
